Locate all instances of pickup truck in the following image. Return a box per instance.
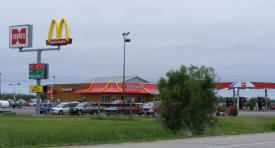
[142,101,161,117]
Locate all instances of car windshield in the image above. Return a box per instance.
[56,103,66,108]
[76,102,87,107]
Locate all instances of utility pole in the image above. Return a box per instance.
[265,88,268,111]
[122,32,131,118]
[51,75,55,102]
[236,88,240,111]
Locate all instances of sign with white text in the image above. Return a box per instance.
[9,24,33,48]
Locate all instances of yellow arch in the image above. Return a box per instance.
[57,18,70,41]
[47,18,70,42]
[115,82,123,92]
[140,83,150,93]
[100,82,110,92]
[48,19,59,42]
[82,83,94,93]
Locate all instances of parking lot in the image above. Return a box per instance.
[3,106,275,117]
[4,106,35,115]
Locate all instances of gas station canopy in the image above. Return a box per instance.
[216,82,275,89]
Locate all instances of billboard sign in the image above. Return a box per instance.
[9,24,33,48]
[29,86,43,93]
[29,63,49,79]
[46,18,72,46]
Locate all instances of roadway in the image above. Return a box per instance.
[48,132,275,148]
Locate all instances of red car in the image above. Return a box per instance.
[269,103,275,110]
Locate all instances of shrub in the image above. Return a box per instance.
[158,65,218,135]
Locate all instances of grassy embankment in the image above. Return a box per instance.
[0,115,274,148]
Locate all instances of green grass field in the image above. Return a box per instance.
[0,115,274,148]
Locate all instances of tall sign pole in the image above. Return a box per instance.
[9,18,72,115]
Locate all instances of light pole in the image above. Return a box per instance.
[122,32,131,117]
[51,75,55,102]
[9,83,20,100]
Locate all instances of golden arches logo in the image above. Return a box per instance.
[46,18,72,46]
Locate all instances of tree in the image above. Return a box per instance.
[158,65,218,135]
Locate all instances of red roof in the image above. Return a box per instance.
[46,89,56,94]
[75,83,158,94]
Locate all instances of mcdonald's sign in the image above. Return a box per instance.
[46,18,72,46]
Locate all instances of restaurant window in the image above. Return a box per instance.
[112,95,118,102]
[137,96,145,103]
[127,96,131,103]
[101,95,110,103]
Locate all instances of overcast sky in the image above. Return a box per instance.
[1,0,275,98]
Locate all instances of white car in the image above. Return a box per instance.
[51,102,79,115]
[30,99,38,106]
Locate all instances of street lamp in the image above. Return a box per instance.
[122,32,131,116]
[9,83,20,100]
[51,75,55,102]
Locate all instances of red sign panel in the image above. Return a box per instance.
[9,25,32,48]
[12,28,26,45]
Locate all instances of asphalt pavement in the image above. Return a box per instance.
[47,132,275,148]
[4,107,275,116]
[4,106,35,115]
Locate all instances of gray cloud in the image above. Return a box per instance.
[1,0,275,98]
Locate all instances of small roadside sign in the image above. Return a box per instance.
[29,85,43,93]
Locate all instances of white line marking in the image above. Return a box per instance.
[209,141,275,148]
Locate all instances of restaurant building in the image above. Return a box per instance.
[46,75,159,103]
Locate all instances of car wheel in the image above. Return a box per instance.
[58,111,63,115]
[78,110,83,115]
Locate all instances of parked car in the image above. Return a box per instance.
[10,100,17,108]
[135,103,145,115]
[142,101,161,117]
[270,103,275,110]
[40,103,53,114]
[17,99,27,107]
[30,99,41,106]
[111,100,129,104]
[69,102,101,115]
[51,102,79,115]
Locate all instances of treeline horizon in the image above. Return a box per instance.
[0,93,36,100]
